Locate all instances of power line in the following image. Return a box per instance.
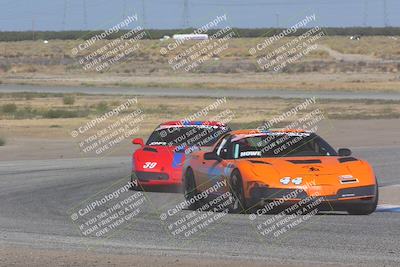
[191,0,348,7]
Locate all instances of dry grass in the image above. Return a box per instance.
[1,93,400,141]
[1,36,398,60]
[1,36,400,91]
[0,35,398,87]
[321,36,400,59]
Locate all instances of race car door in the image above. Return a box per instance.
[197,136,234,193]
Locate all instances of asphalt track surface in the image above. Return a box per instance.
[1,146,400,266]
[2,84,400,100]
[1,84,400,265]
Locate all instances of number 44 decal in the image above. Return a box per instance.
[143,162,157,169]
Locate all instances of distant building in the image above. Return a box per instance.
[172,34,208,40]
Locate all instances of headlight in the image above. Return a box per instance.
[279,176,303,185]
[292,177,303,185]
[280,177,291,185]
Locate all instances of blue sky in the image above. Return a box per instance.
[0,0,399,31]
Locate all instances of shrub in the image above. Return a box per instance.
[0,137,5,146]
[2,103,17,113]
[24,93,33,100]
[44,109,89,118]
[63,95,75,105]
[14,106,38,119]
[0,64,11,73]
[96,101,108,113]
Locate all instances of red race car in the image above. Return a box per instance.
[131,121,230,189]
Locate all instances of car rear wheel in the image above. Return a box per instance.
[347,187,378,215]
[184,168,202,210]
[228,170,247,214]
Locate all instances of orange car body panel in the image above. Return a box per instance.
[184,129,377,206]
[235,156,376,200]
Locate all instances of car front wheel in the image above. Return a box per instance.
[347,187,378,215]
[184,168,202,210]
[228,170,247,214]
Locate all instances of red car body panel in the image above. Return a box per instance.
[132,146,185,186]
[131,121,230,187]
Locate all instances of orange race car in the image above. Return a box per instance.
[183,129,378,215]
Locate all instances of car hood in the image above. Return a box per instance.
[134,146,185,171]
[240,156,374,189]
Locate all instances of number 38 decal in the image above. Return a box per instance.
[143,162,157,169]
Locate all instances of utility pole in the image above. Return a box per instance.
[142,0,146,28]
[183,0,189,28]
[275,13,280,28]
[83,0,88,29]
[363,0,368,27]
[32,16,35,41]
[383,0,389,27]
[62,0,67,30]
[122,0,127,20]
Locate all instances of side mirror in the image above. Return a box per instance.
[204,152,222,162]
[338,148,352,157]
[132,138,144,147]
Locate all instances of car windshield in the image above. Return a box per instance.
[146,125,230,148]
[232,133,337,158]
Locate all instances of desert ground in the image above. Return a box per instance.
[0,36,399,91]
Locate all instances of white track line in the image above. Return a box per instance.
[376,204,400,213]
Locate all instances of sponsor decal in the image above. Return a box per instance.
[309,167,320,172]
[240,151,262,157]
[172,153,185,168]
[143,162,157,169]
[148,142,167,146]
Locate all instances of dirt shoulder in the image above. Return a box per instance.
[0,245,347,267]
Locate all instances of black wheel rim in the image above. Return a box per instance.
[231,174,243,211]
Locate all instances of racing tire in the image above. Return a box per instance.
[228,170,248,214]
[184,168,202,210]
[130,172,140,191]
[347,186,378,215]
